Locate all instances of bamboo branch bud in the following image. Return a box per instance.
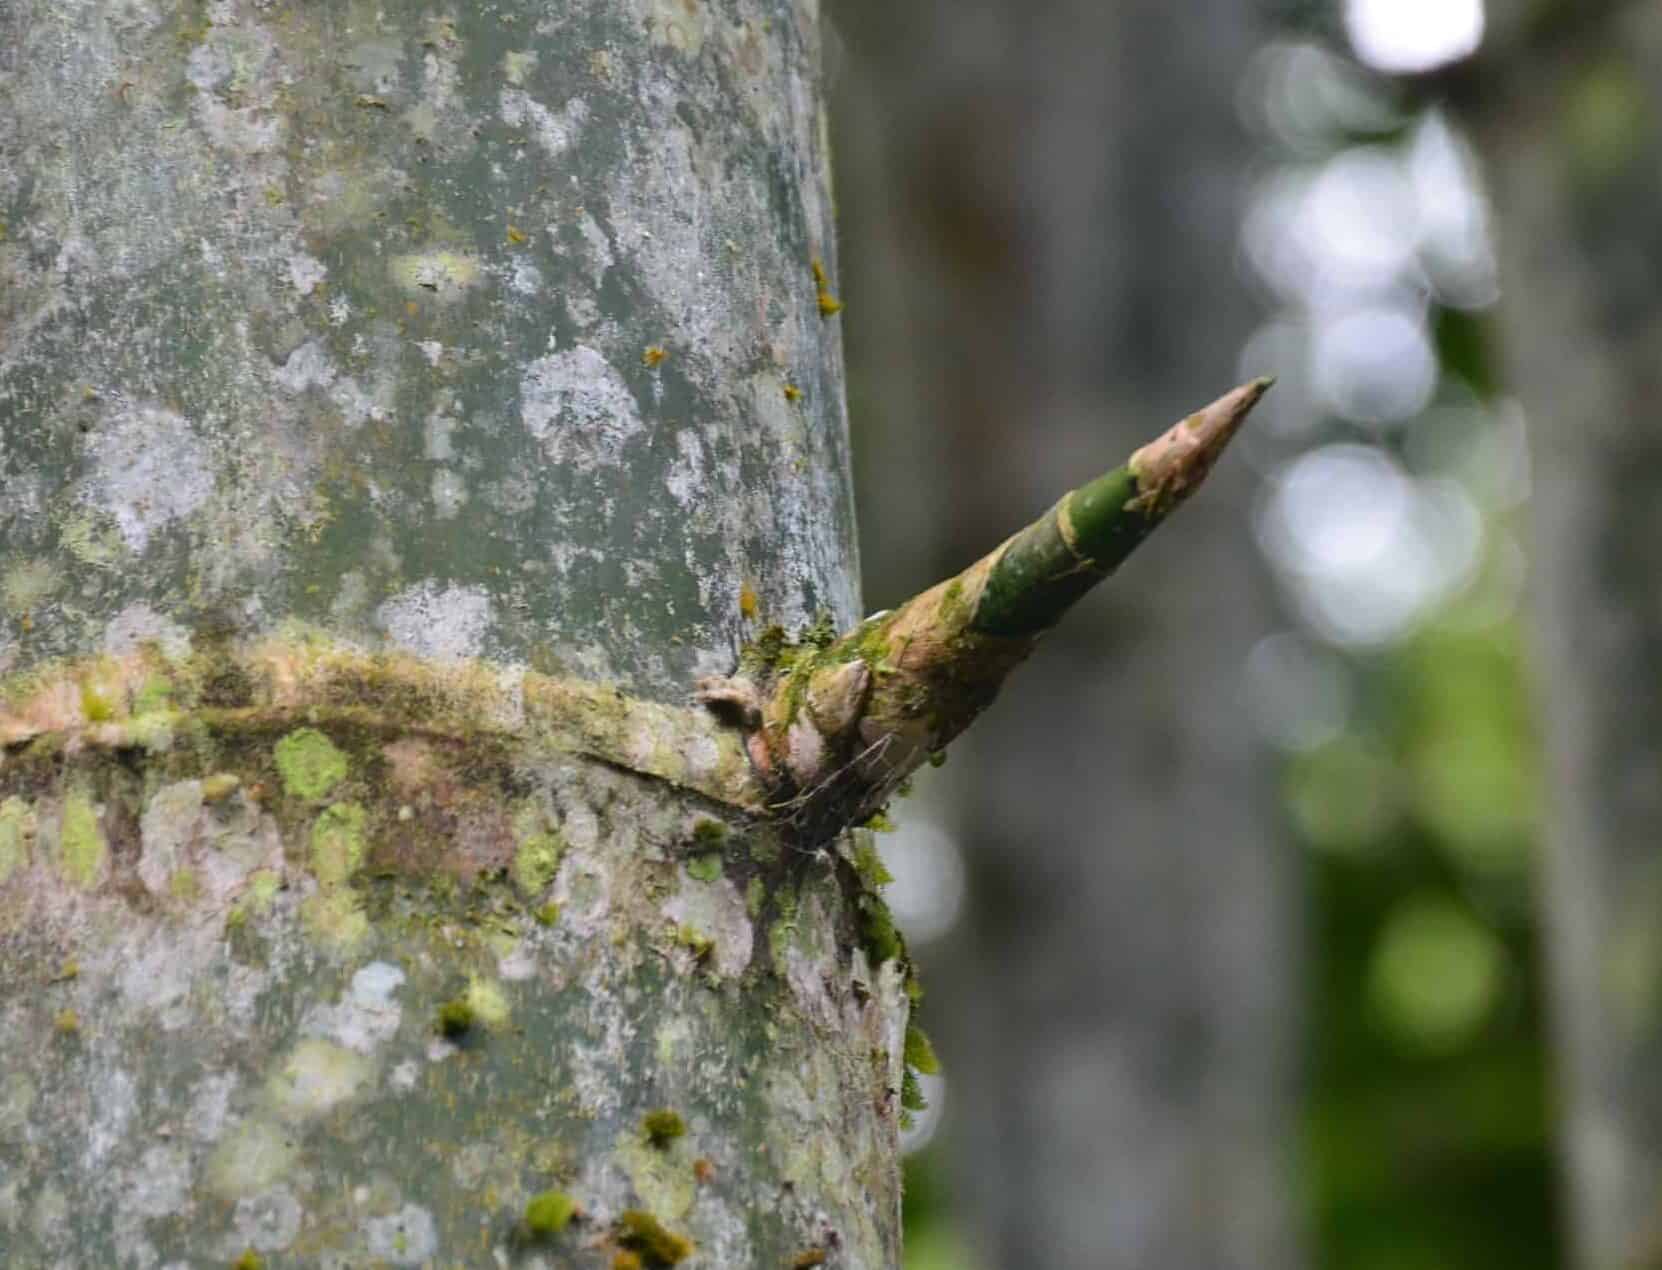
[698,378,1272,833]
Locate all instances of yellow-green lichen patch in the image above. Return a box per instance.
[524,1189,577,1236]
[58,789,107,890]
[616,1128,696,1227]
[310,802,367,885]
[464,977,511,1029]
[0,797,33,883]
[233,1250,266,1270]
[58,509,123,569]
[132,672,174,715]
[388,249,481,301]
[1,558,56,613]
[275,727,349,801]
[535,901,562,926]
[169,867,201,901]
[513,830,566,895]
[207,1119,300,1198]
[201,771,241,802]
[267,1038,371,1120]
[236,869,282,919]
[615,1209,693,1265]
[301,888,369,948]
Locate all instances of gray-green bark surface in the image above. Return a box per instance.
[0,1,903,1266]
[0,0,858,696]
[1478,3,1662,1264]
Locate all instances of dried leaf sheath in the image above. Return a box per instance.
[699,378,1272,831]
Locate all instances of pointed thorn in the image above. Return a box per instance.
[1126,376,1273,509]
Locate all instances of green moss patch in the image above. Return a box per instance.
[513,830,566,895]
[685,853,722,883]
[641,1108,686,1148]
[274,727,349,801]
[524,1189,577,1236]
[616,1209,693,1266]
[59,789,106,890]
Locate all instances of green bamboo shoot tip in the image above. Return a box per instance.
[716,378,1271,832]
[973,377,1271,636]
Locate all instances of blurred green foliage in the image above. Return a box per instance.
[1300,613,1560,1269]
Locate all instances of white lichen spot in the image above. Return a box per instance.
[118,933,192,1018]
[498,942,537,982]
[274,340,337,395]
[389,1060,420,1092]
[655,1015,694,1069]
[125,1144,192,1218]
[103,603,190,657]
[138,779,203,897]
[562,801,600,851]
[185,39,232,89]
[366,1204,438,1266]
[430,468,468,518]
[403,99,440,144]
[0,1072,34,1142]
[520,345,644,470]
[389,250,481,303]
[328,374,382,426]
[503,49,539,84]
[509,258,544,296]
[266,1039,371,1121]
[231,1186,303,1253]
[663,876,754,979]
[575,210,615,280]
[423,411,457,459]
[665,429,705,510]
[195,96,284,153]
[565,290,601,329]
[84,406,212,554]
[498,89,588,157]
[302,961,406,1055]
[568,1006,633,1121]
[328,294,352,325]
[682,731,721,784]
[287,252,327,296]
[84,1067,137,1169]
[781,891,842,1031]
[376,582,493,660]
[188,1073,238,1142]
[417,340,446,367]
